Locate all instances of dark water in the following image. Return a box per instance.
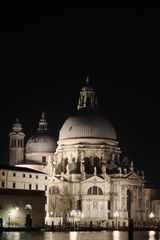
[0,230,159,240]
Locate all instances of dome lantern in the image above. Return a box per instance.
[77,76,98,110]
[37,111,48,132]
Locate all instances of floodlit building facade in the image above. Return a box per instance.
[0,165,47,227]
[0,78,159,227]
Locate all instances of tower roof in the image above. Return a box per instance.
[12,118,23,132]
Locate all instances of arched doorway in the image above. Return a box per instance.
[24,204,32,227]
[86,186,104,219]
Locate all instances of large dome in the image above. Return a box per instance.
[59,110,117,141]
[26,132,56,153]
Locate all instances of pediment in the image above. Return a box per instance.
[82,174,110,184]
[127,172,143,181]
[48,175,63,184]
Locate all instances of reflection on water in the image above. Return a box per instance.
[0,230,160,240]
[69,232,78,240]
[149,231,156,240]
[113,230,120,240]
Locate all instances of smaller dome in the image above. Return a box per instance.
[26,133,56,153]
[26,112,56,154]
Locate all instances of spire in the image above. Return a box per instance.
[77,76,98,110]
[37,111,49,132]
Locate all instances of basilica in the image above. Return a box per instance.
[0,78,160,228]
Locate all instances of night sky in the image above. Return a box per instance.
[0,8,160,188]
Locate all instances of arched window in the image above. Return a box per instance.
[84,157,93,174]
[87,186,103,195]
[93,157,102,173]
[94,157,100,168]
[49,186,60,195]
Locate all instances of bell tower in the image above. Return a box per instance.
[9,118,25,165]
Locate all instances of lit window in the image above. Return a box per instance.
[87,186,103,195]
[93,186,97,194]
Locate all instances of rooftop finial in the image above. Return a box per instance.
[86,75,90,85]
[42,111,46,119]
[12,118,22,132]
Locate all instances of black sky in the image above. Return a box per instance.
[0,8,160,188]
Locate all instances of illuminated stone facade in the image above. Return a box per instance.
[0,78,159,227]
[45,79,145,225]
